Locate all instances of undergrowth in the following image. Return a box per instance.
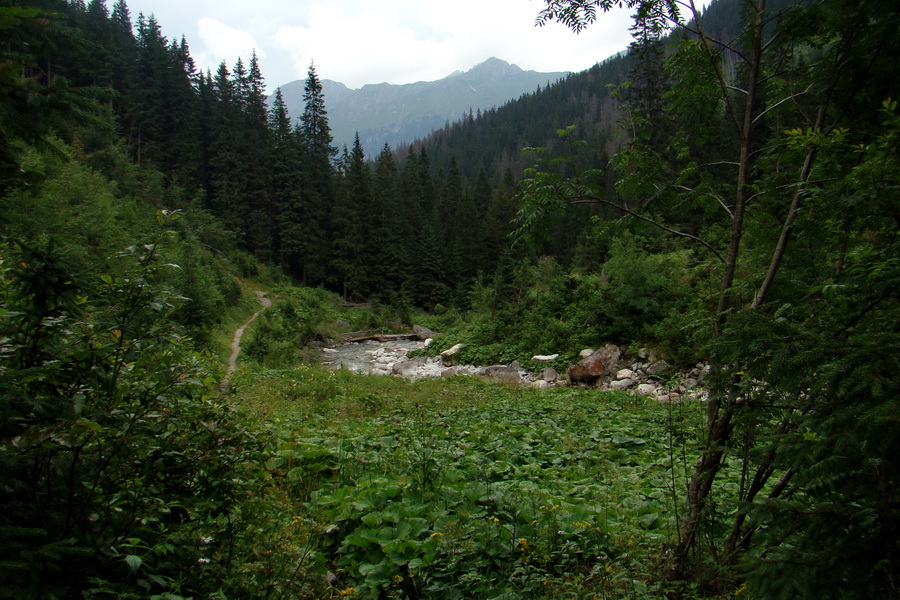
[227,367,736,599]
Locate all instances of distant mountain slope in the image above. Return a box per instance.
[273,58,568,156]
[411,53,631,185]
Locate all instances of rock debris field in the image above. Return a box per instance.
[319,338,709,402]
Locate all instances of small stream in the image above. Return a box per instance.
[318,339,435,376]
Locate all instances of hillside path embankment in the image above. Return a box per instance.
[220,290,271,392]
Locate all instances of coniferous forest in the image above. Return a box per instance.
[1,0,898,599]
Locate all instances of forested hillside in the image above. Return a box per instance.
[1,0,898,598]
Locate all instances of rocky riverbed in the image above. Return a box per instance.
[319,339,437,377]
[319,338,709,401]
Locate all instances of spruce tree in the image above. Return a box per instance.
[368,144,407,302]
[331,133,369,300]
[294,62,336,285]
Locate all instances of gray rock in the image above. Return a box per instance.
[413,324,437,340]
[441,343,464,357]
[680,378,699,391]
[616,368,635,380]
[392,356,427,377]
[610,378,635,391]
[532,354,560,362]
[645,360,672,377]
[440,343,464,366]
[541,367,559,383]
[480,365,521,384]
[567,344,622,383]
[579,348,596,358]
[531,380,551,389]
[636,383,658,396]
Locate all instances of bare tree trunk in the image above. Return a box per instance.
[722,408,798,560]
[671,0,767,579]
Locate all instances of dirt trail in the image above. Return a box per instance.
[220,290,271,392]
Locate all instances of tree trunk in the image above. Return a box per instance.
[671,0,767,579]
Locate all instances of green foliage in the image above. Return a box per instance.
[0,214,259,599]
[243,375,710,599]
[241,287,412,369]
[425,240,703,366]
[241,287,339,368]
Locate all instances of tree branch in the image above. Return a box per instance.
[568,194,725,261]
[753,85,813,124]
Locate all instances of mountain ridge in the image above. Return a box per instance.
[273,57,569,156]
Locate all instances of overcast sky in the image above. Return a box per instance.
[121,0,651,91]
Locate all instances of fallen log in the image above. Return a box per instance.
[339,332,427,343]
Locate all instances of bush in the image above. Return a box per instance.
[0,217,262,599]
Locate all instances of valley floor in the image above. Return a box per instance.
[230,362,730,599]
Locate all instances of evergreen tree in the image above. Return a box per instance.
[368,144,408,302]
[331,134,369,299]
[269,88,304,272]
[295,62,336,285]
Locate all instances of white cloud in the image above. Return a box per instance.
[123,0,679,89]
[194,17,265,74]
[272,0,636,89]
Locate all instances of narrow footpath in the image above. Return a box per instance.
[219,290,271,392]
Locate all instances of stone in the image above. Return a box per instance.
[480,365,521,384]
[441,343,464,357]
[531,380,551,389]
[616,368,635,380]
[579,348,596,358]
[321,347,338,354]
[440,343,464,366]
[442,366,474,377]
[636,383,658,396]
[532,354,559,362]
[645,359,672,377]
[609,378,635,391]
[567,344,622,383]
[541,367,559,383]
[391,356,427,378]
[679,378,699,391]
[413,324,437,340]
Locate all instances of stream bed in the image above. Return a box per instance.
[318,339,443,378]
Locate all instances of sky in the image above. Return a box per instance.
[121,0,644,91]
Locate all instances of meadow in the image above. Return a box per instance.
[228,366,724,599]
